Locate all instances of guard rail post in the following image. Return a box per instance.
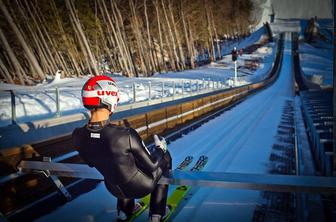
[148,81,151,103]
[161,82,164,102]
[196,80,199,94]
[182,80,184,96]
[173,81,176,99]
[133,83,136,103]
[190,80,192,96]
[10,90,16,124]
[56,87,60,117]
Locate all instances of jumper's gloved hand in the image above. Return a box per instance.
[154,135,167,153]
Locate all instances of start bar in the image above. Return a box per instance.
[18,160,336,194]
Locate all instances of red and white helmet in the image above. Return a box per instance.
[82,76,119,112]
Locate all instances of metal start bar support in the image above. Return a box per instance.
[19,158,72,201]
[17,160,336,194]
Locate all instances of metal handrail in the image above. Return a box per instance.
[1,79,228,126]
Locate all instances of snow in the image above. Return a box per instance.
[0,43,275,128]
[254,0,274,29]
[221,25,269,55]
[35,33,294,222]
[298,19,333,87]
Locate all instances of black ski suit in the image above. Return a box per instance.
[72,121,172,217]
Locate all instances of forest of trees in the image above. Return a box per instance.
[0,0,255,85]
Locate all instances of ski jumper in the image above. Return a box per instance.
[72,121,172,216]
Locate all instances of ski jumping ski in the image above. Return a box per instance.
[163,155,208,222]
[125,156,194,222]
